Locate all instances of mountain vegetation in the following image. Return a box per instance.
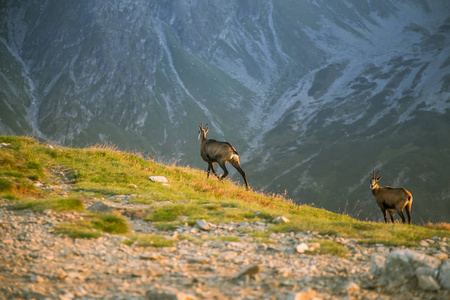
[1,135,448,248]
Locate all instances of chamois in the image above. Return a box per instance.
[370,170,413,224]
[198,123,249,190]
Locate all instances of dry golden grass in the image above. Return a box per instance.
[424,222,450,231]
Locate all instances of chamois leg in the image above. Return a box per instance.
[217,162,229,180]
[381,208,388,223]
[388,210,395,223]
[397,209,406,224]
[207,159,219,179]
[230,160,249,190]
[405,203,412,225]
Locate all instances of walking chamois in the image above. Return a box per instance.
[198,123,249,190]
[370,170,413,224]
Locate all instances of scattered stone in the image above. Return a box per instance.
[273,216,290,224]
[57,270,67,280]
[87,201,113,213]
[196,219,210,231]
[0,143,10,148]
[140,253,165,261]
[185,256,209,264]
[149,176,169,183]
[285,289,316,300]
[343,281,360,293]
[146,290,197,300]
[296,243,309,254]
[232,264,261,280]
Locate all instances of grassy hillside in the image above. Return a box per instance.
[0,135,448,247]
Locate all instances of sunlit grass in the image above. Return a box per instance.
[54,212,129,239]
[124,234,175,247]
[1,135,449,247]
[307,239,348,257]
[11,197,84,212]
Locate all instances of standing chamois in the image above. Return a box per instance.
[198,123,249,190]
[370,169,413,224]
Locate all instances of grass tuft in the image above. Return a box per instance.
[54,223,102,239]
[124,234,175,247]
[92,213,130,234]
[308,239,348,257]
[424,222,450,231]
[11,198,84,212]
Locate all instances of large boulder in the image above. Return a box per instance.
[373,249,450,291]
[380,249,441,285]
[438,259,450,290]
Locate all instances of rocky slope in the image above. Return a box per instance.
[1,198,449,300]
[1,1,449,222]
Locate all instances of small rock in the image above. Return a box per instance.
[419,240,429,247]
[196,219,210,231]
[0,143,11,148]
[417,275,440,291]
[145,290,197,300]
[149,176,169,183]
[433,252,448,260]
[343,281,360,293]
[285,289,316,300]
[296,243,309,254]
[57,270,67,280]
[31,275,44,283]
[87,201,113,213]
[139,253,164,261]
[186,257,209,264]
[273,216,290,224]
[232,264,261,280]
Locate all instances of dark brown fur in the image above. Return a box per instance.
[370,170,413,224]
[198,123,249,190]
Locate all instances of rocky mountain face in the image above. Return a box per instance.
[1,0,449,222]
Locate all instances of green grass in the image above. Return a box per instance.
[11,197,84,212]
[307,239,348,257]
[124,234,175,247]
[54,222,102,239]
[250,231,275,244]
[54,212,129,238]
[1,135,449,248]
[92,213,130,234]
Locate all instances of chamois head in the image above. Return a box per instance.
[370,169,382,189]
[198,123,209,142]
